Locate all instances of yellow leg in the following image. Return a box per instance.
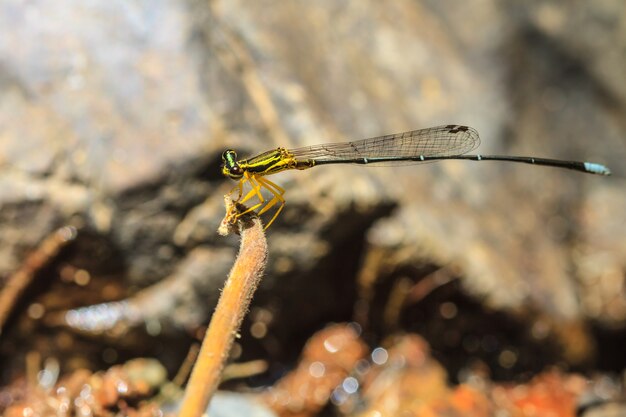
[225,179,245,222]
[256,177,284,215]
[229,172,265,205]
[259,176,285,195]
[228,173,287,229]
[228,173,259,202]
[242,172,264,202]
[238,174,266,215]
[255,176,286,229]
[225,175,264,225]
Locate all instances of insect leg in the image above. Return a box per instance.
[239,173,265,206]
[255,176,286,229]
[237,174,267,216]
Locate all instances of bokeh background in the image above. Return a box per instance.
[0,0,625,413]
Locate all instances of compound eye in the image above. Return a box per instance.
[222,149,237,161]
[229,165,243,177]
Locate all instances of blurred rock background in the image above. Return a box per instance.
[0,0,624,386]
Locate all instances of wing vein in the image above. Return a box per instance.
[289,125,480,164]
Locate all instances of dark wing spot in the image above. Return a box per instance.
[446,125,469,134]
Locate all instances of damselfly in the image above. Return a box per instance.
[221,125,610,229]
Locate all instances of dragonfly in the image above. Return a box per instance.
[221,124,611,229]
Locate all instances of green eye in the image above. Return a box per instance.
[222,149,237,161]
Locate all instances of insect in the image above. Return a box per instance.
[221,125,610,229]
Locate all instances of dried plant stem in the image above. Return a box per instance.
[178,196,268,417]
[0,226,77,335]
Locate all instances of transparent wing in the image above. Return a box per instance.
[289,125,480,163]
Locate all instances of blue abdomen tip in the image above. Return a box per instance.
[584,162,611,175]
